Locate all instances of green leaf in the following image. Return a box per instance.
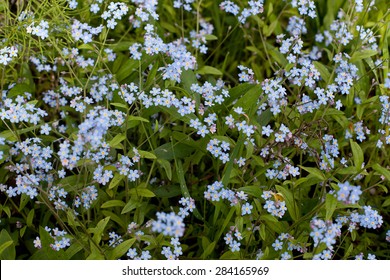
[109,133,126,149]
[173,158,203,220]
[64,243,83,260]
[372,163,390,182]
[214,207,235,244]
[115,59,138,82]
[313,61,331,84]
[344,243,354,260]
[153,185,181,198]
[265,20,278,37]
[109,173,125,189]
[154,142,194,161]
[7,83,33,98]
[325,193,338,221]
[145,59,159,88]
[0,241,14,258]
[265,42,288,67]
[107,238,136,260]
[201,241,216,259]
[19,193,30,212]
[350,140,364,170]
[205,34,218,41]
[299,166,326,180]
[259,224,266,240]
[275,185,300,221]
[87,241,105,260]
[139,150,157,159]
[158,159,172,180]
[197,66,223,76]
[91,217,110,244]
[111,102,128,109]
[350,49,377,62]
[222,134,245,187]
[26,209,34,227]
[78,44,95,50]
[113,41,134,51]
[129,188,156,197]
[0,124,40,142]
[101,200,125,208]
[101,210,127,230]
[121,198,142,214]
[181,70,200,108]
[238,186,262,199]
[127,116,149,123]
[382,197,390,207]
[174,159,190,198]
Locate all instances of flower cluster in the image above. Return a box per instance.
[1,0,389,261]
[78,185,99,210]
[334,53,359,95]
[173,0,195,11]
[2,138,56,200]
[265,161,300,180]
[290,0,316,18]
[220,0,264,24]
[48,186,68,211]
[329,18,353,46]
[0,90,48,124]
[189,19,214,54]
[350,206,383,229]
[26,20,49,39]
[132,0,159,26]
[30,55,57,72]
[57,106,125,172]
[310,218,342,254]
[161,237,183,260]
[355,252,377,260]
[191,80,229,108]
[108,231,123,247]
[319,134,340,171]
[206,139,230,163]
[127,248,152,260]
[273,233,305,259]
[286,16,307,36]
[335,182,362,204]
[204,181,248,206]
[45,227,71,251]
[224,226,242,252]
[0,46,18,66]
[71,19,103,44]
[151,212,185,238]
[178,197,196,218]
[345,121,370,142]
[261,78,288,115]
[117,152,141,182]
[102,2,129,29]
[261,191,287,218]
[238,65,257,83]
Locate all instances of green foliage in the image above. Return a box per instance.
[0,0,389,261]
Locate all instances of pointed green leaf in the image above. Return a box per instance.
[275,185,300,221]
[350,140,364,170]
[372,163,390,182]
[325,193,338,221]
[197,66,223,76]
[109,173,125,189]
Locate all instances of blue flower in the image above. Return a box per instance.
[241,202,253,215]
[272,239,283,251]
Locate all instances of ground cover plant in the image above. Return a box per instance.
[0,0,389,260]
